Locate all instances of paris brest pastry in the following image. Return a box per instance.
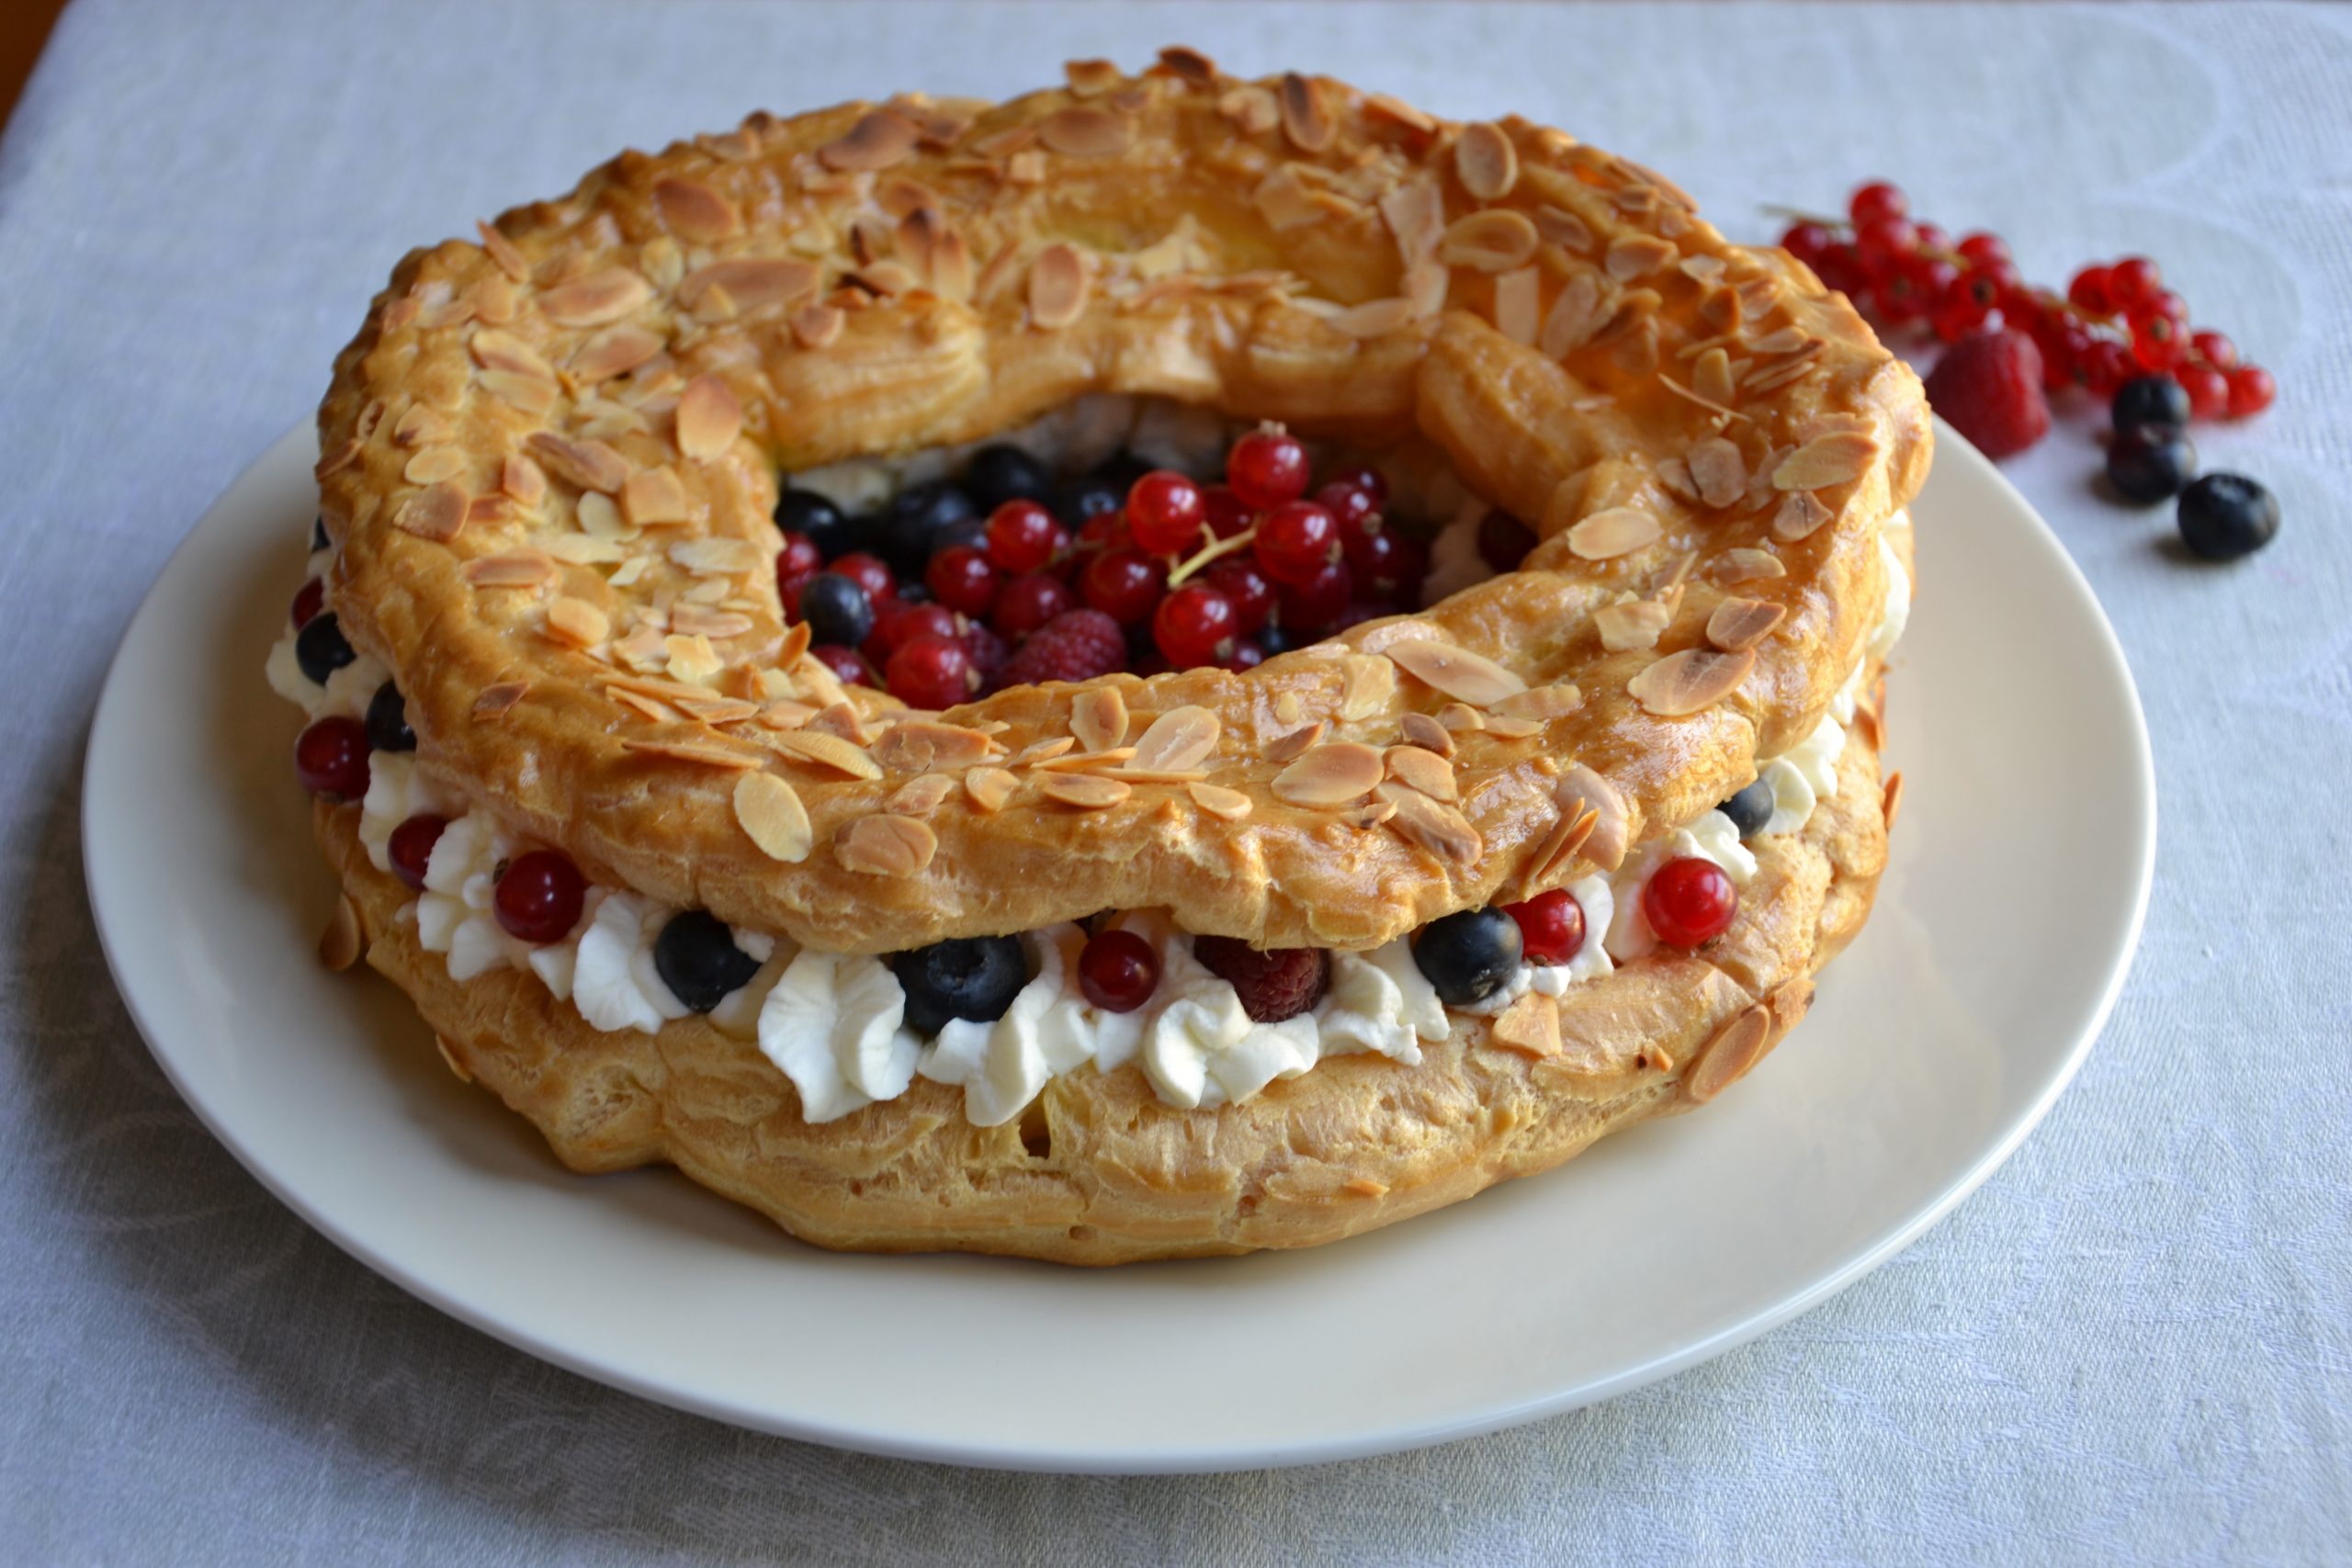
[271,51,1928,1265]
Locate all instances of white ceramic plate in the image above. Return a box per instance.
[85,420,2152,1473]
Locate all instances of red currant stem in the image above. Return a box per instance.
[1759,202,1845,229]
[1165,525,1261,588]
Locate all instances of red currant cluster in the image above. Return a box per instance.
[1781,181,2275,419]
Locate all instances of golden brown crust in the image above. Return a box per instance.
[311,57,1929,956]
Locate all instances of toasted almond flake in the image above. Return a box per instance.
[1383,637,1528,708]
[883,773,958,817]
[1628,647,1756,716]
[964,767,1019,812]
[673,694,759,726]
[1596,593,1670,651]
[1316,296,1408,339]
[1454,121,1519,199]
[1130,706,1220,773]
[1030,746,1136,773]
[1185,782,1252,820]
[1883,770,1906,832]
[830,814,938,876]
[1566,506,1663,562]
[469,328,554,381]
[1277,72,1332,151]
[790,304,845,349]
[1555,762,1629,872]
[480,369,559,417]
[1272,740,1385,807]
[1685,1004,1772,1103]
[1771,491,1835,542]
[1363,91,1435,134]
[674,375,742,463]
[1605,234,1677,281]
[616,466,687,527]
[1688,437,1748,511]
[1489,992,1561,1058]
[663,632,721,682]
[1384,744,1458,802]
[679,256,820,318]
[1070,687,1128,752]
[1540,273,1606,358]
[465,494,515,527]
[1693,345,1737,409]
[1491,265,1540,345]
[1377,176,1445,263]
[1156,44,1216,82]
[670,604,755,640]
[472,682,527,720]
[538,267,651,327]
[542,595,608,649]
[1016,736,1077,766]
[1438,209,1540,273]
[526,432,629,494]
[397,405,447,446]
[319,894,364,973]
[1266,720,1328,763]
[1481,715,1543,739]
[1028,243,1089,330]
[393,480,469,543]
[820,109,918,171]
[463,551,554,589]
[808,702,874,746]
[653,176,739,243]
[1532,204,1594,253]
[1706,597,1786,652]
[569,324,663,384]
[670,537,760,577]
[1377,782,1483,864]
[1037,773,1131,810]
[874,721,996,772]
[576,491,631,542]
[1492,683,1583,723]
[766,728,882,779]
[1398,712,1455,756]
[733,773,812,862]
[1520,802,1597,898]
[1716,547,1786,584]
[1038,104,1132,157]
[1772,432,1877,491]
[1438,702,1486,733]
[315,438,362,479]
[476,220,527,279]
[1339,655,1396,721]
[623,737,760,771]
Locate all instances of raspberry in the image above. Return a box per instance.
[1192,936,1329,1023]
[997,608,1126,688]
[1922,329,2051,458]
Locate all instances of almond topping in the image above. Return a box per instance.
[542,595,608,648]
[1706,597,1787,652]
[1688,437,1748,510]
[1771,432,1878,491]
[621,739,763,771]
[1039,106,1132,157]
[874,721,996,773]
[1492,683,1584,723]
[1771,491,1835,542]
[1453,121,1519,199]
[1070,687,1128,752]
[1376,783,1483,864]
[1028,243,1089,330]
[1272,741,1385,807]
[1385,744,1458,802]
[791,303,845,349]
[1277,72,1333,151]
[1037,774,1132,810]
[653,176,740,243]
[1883,770,1906,832]
[477,370,556,417]
[1489,992,1562,1058]
[463,552,553,589]
[1492,266,1540,345]
[669,538,760,577]
[1595,598,1670,651]
[1339,654,1396,721]
[1265,720,1328,763]
[1685,1004,1772,1103]
[1131,705,1221,773]
[1438,702,1486,733]
[471,682,527,720]
[1715,547,1786,583]
[1692,345,1737,408]
[884,773,958,816]
[819,110,918,171]
[1605,234,1677,281]
[570,324,664,383]
[525,432,628,494]
[964,767,1019,812]
[1566,506,1662,561]
[1540,273,1606,357]
[1187,782,1253,820]
[537,267,652,327]
[679,257,820,316]
[1555,762,1629,871]
[1398,712,1455,756]
[468,328,553,380]
[674,375,741,462]
[319,894,364,973]
[1438,209,1540,273]
[1385,637,1528,707]
[766,728,882,779]
[733,773,812,863]
[621,466,691,527]
[393,481,469,543]
[835,814,937,876]
[1627,648,1756,716]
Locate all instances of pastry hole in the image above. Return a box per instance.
[1066,1224,1096,1244]
[1017,1100,1053,1161]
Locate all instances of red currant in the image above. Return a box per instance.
[1323,462,1388,507]
[984,500,1065,574]
[1911,221,1952,257]
[1346,526,1424,604]
[1253,500,1340,586]
[926,544,1001,617]
[494,850,586,945]
[387,814,448,891]
[2189,329,2238,370]
[2176,364,2230,422]
[2225,364,2275,419]
[1225,427,1310,509]
[1813,243,1868,298]
[831,552,897,607]
[2067,265,2118,319]
[1075,510,1130,558]
[1501,887,1586,965]
[1276,559,1352,634]
[808,643,871,686]
[2129,307,2188,372]
[1317,481,1381,540]
[1958,257,2021,314]
[873,600,960,658]
[294,716,370,800]
[1219,639,1265,672]
[1201,483,1255,540]
[2081,338,2136,398]
[885,633,975,709]
[1849,181,1908,227]
[776,530,823,586]
[1079,928,1160,1013]
[290,577,325,629]
[1125,470,1207,555]
[1854,217,1920,280]
[1204,558,1275,637]
[1477,510,1535,570]
[1080,549,1167,625]
[1779,220,1833,267]
[1931,295,1988,344]
[2042,319,2096,393]
[963,621,1010,684]
[2108,255,2162,310]
[1956,231,2011,267]
[1643,857,1736,947]
[991,572,1074,640]
[1152,584,1238,668]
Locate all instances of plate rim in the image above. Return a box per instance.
[83,418,2155,1473]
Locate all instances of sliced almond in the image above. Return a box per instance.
[525,432,628,494]
[471,682,527,720]
[1265,720,1328,763]
[1272,740,1385,807]
[570,323,664,383]
[1566,506,1662,561]
[669,538,760,577]
[834,814,937,876]
[1070,687,1128,752]
[543,595,608,649]
[653,176,740,243]
[1883,769,1906,832]
[1688,437,1747,510]
[393,481,469,543]
[1028,243,1089,330]
[463,552,553,589]
[675,375,742,461]
[1385,637,1528,707]
[1482,716,1542,739]
[621,465,692,527]
[1130,705,1220,773]
[1376,782,1483,864]
[874,721,996,773]
[1328,297,1416,339]
[538,267,651,327]
[1706,597,1787,652]
[1037,773,1131,810]
[319,894,364,973]
[1339,654,1396,721]
[1692,345,1737,408]
[1714,547,1786,584]
[791,303,845,349]
[1771,432,1877,491]
[1438,702,1486,733]
[678,257,820,316]
[1555,762,1629,871]
[1453,121,1519,199]
[1398,712,1454,756]
[1016,736,1077,766]
[1277,72,1333,151]
[403,447,468,486]
[1489,992,1561,1058]
[1491,265,1540,345]
[733,773,812,862]
[621,738,763,770]
[1605,234,1677,281]
[767,728,882,779]
[1540,273,1606,358]
[1521,804,1599,898]
[884,773,957,816]
[1030,746,1134,773]
[1595,598,1670,651]
[1491,683,1583,723]
[1627,647,1756,716]
[964,766,1020,812]
[1384,744,1457,802]
[1685,1004,1772,1103]
[502,454,548,509]
[1438,209,1540,273]
[1039,105,1132,157]
[1771,491,1834,542]
[819,109,918,172]
[1187,782,1253,820]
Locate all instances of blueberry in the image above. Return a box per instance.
[2111,375,2191,436]
[930,519,989,561]
[1091,450,1152,492]
[1412,907,1523,1007]
[2106,423,2197,506]
[1720,778,1774,838]
[797,572,873,648]
[294,612,356,684]
[1256,622,1295,657]
[775,488,862,559]
[1054,472,1126,526]
[2177,472,2278,562]
[366,682,415,752]
[881,481,980,579]
[965,444,1053,512]
[891,935,1027,1036]
[311,515,330,551]
[652,910,763,1013]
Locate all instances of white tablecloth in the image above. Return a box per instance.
[5,1,2346,1560]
